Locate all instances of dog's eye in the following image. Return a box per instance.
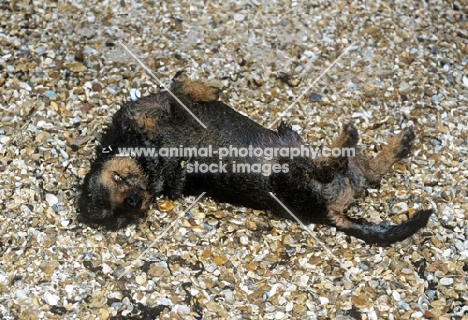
[114,173,123,182]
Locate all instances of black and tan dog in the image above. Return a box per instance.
[77,78,433,246]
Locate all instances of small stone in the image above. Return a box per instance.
[358,261,371,271]
[303,50,315,58]
[299,275,309,287]
[205,264,217,273]
[107,84,121,95]
[439,277,453,286]
[239,235,249,245]
[43,292,60,306]
[20,82,32,91]
[52,204,59,214]
[158,201,175,212]
[223,290,234,302]
[462,76,468,89]
[130,88,141,101]
[65,61,87,72]
[213,256,228,265]
[432,94,441,103]
[193,211,205,219]
[234,13,245,22]
[45,193,58,206]
[65,285,73,299]
[157,298,172,306]
[68,136,91,148]
[411,311,423,318]
[351,295,372,308]
[135,274,146,285]
[309,93,322,102]
[102,263,112,275]
[401,268,413,275]
[245,219,257,229]
[392,290,401,301]
[44,90,58,99]
[394,36,403,43]
[100,309,109,319]
[0,136,10,144]
[147,265,165,277]
[399,81,410,93]
[392,202,408,215]
[44,261,59,277]
[16,289,29,299]
[92,82,102,92]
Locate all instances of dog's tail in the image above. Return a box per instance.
[334,209,433,246]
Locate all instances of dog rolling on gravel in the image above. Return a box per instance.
[77,77,433,246]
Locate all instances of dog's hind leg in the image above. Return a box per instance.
[358,127,415,186]
[311,122,359,183]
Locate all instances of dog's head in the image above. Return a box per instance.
[77,156,152,228]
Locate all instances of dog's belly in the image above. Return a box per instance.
[181,161,330,224]
[184,167,274,210]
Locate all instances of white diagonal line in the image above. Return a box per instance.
[269,192,348,270]
[117,192,206,279]
[118,40,207,129]
[268,40,358,129]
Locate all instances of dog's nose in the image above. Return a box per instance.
[125,194,143,209]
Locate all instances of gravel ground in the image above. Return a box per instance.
[1,0,468,319]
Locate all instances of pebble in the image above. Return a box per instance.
[15,289,29,299]
[439,277,453,286]
[309,93,322,102]
[43,292,60,306]
[299,275,309,287]
[462,75,468,89]
[391,202,408,214]
[158,298,172,306]
[223,289,234,302]
[130,88,141,101]
[399,81,410,93]
[432,94,441,103]
[107,84,121,94]
[20,82,32,91]
[303,50,315,58]
[0,135,10,144]
[292,124,301,132]
[239,235,249,245]
[234,13,245,22]
[44,90,58,99]
[45,193,59,206]
[65,284,73,299]
[401,268,413,275]
[358,261,371,271]
[92,83,102,92]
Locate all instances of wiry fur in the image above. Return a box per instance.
[77,78,433,245]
